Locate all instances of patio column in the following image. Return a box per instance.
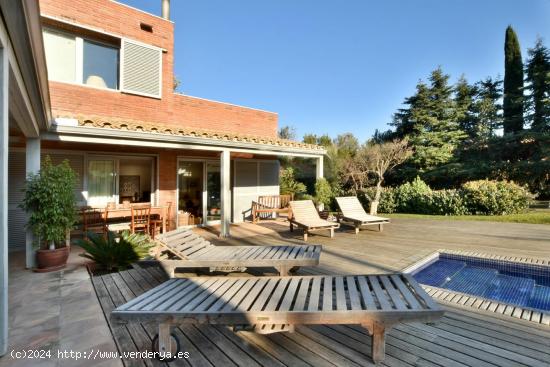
[25,138,40,269]
[0,42,9,357]
[220,149,231,237]
[315,156,324,211]
[315,155,324,180]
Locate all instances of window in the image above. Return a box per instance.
[83,40,119,89]
[87,160,116,206]
[42,28,120,90]
[43,29,76,83]
[86,156,155,207]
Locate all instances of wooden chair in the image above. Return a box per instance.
[131,205,151,235]
[150,202,171,239]
[251,194,293,223]
[81,208,106,239]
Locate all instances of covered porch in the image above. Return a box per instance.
[7,117,326,268]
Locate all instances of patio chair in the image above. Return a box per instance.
[111,273,444,364]
[251,194,293,223]
[131,204,151,235]
[81,208,106,239]
[150,202,172,239]
[153,228,321,277]
[288,200,339,241]
[336,196,390,234]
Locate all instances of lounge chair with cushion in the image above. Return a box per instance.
[153,228,321,277]
[288,200,340,241]
[336,196,390,234]
[111,273,443,363]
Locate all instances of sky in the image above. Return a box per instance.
[119,0,550,142]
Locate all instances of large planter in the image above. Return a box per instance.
[35,246,69,273]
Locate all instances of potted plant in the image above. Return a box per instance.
[21,156,77,272]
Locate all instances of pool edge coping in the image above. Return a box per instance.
[403,249,550,327]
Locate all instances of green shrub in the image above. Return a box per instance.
[430,189,468,215]
[77,231,154,272]
[20,156,77,249]
[394,176,433,214]
[314,178,334,210]
[280,167,307,197]
[359,187,397,214]
[461,180,532,215]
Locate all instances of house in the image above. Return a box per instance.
[6,0,326,265]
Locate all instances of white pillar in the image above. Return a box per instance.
[220,150,231,237]
[25,138,40,269]
[0,43,9,357]
[315,156,324,180]
[315,156,324,211]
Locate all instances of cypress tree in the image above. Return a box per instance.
[525,37,550,132]
[503,26,524,134]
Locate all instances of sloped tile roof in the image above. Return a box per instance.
[56,114,324,151]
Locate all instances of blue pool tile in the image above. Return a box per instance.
[528,285,550,311]
[414,254,550,313]
[444,266,497,296]
[413,259,465,287]
[483,274,534,307]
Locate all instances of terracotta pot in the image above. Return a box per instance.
[35,246,69,273]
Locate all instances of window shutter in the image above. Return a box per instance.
[120,39,162,98]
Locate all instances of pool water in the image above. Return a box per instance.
[413,255,550,312]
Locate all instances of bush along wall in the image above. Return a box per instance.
[362,177,532,215]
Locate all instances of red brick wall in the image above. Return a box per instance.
[39,0,278,138]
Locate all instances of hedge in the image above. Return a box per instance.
[361,177,532,216]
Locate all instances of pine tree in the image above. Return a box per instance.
[474,77,503,140]
[391,67,466,170]
[503,26,524,134]
[454,75,478,140]
[525,37,550,132]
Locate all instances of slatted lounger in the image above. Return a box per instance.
[336,196,390,234]
[289,200,340,241]
[111,274,443,363]
[154,228,321,277]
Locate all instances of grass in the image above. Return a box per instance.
[385,209,550,224]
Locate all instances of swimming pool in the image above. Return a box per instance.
[409,252,550,312]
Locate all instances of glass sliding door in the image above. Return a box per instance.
[206,162,221,223]
[87,159,116,206]
[177,161,204,226]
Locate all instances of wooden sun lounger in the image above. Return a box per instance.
[111,274,443,363]
[153,228,321,277]
[288,200,339,241]
[336,196,390,234]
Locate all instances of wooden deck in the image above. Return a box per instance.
[92,218,550,366]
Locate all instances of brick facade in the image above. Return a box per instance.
[39,0,278,138]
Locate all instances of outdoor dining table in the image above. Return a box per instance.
[103,206,168,233]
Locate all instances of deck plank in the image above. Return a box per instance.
[90,219,550,367]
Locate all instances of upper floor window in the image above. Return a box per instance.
[43,27,162,98]
[83,40,119,89]
[43,28,119,90]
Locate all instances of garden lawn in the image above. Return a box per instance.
[385,209,550,224]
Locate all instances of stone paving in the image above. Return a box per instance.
[0,248,121,367]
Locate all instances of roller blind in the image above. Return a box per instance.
[120,39,162,98]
